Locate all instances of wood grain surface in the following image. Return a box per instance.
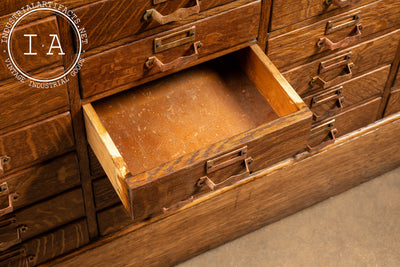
[92,177,120,211]
[282,29,400,96]
[97,205,132,236]
[270,0,375,31]
[303,65,390,122]
[0,188,85,247]
[0,153,80,213]
[74,0,238,51]
[0,112,74,176]
[268,0,400,70]
[80,1,261,98]
[51,113,400,267]
[0,67,69,132]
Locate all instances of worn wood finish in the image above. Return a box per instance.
[308,97,381,149]
[268,0,400,70]
[0,219,89,266]
[384,89,400,116]
[0,16,63,81]
[0,112,74,176]
[282,29,400,96]
[0,188,85,250]
[92,177,119,211]
[51,113,400,267]
[257,0,272,51]
[270,0,375,31]
[80,1,261,98]
[85,45,312,220]
[0,153,80,213]
[394,68,400,88]
[0,67,69,132]
[74,0,239,51]
[97,205,132,236]
[303,65,390,122]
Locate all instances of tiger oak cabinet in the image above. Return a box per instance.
[0,0,399,266]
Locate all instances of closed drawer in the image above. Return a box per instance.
[270,0,376,31]
[93,177,120,211]
[0,188,85,252]
[0,67,69,132]
[83,45,312,221]
[0,219,89,267]
[88,147,105,179]
[97,205,132,236]
[268,0,400,70]
[303,65,389,122]
[384,88,400,116]
[307,97,381,151]
[0,153,81,215]
[0,16,63,81]
[79,1,261,99]
[283,29,400,96]
[0,112,75,177]
[74,0,244,51]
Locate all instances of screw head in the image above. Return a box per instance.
[13,195,18,200]
[207,164,212,169]
[3,157,9,163]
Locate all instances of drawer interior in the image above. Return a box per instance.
[92,56,282,175]
[84,44,310,220]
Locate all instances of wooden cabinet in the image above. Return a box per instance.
[0,0,399,265]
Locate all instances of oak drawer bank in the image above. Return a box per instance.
[83,45,312,220]
[0,0,399,265]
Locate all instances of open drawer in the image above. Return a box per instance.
[83,45,312,221]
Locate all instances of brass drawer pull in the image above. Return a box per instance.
[307,119,338,152]
[0,218,26,252]
[144,0,200,25]
[325,0,361,8]
[317,24,362,50]
[197,157,253,191]
[145,41,202,72]
[0,156,10,176]
[311,86,344,121]
[0,182,18,218]
[311,63,354,89]
[162,147,253,213]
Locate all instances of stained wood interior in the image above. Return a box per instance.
[93,56,279,175]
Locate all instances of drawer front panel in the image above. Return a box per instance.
[308,97,381,150]
[268,0,400,70]
[303,65,390,122]
[270,0,375,31]
[0,153,80,214]
[0,188,85,252]
[80,1,261,98]
[384,89,400,116]
[0,67,69,131]
[282,30,400,96]
[0,219,89,266]
[88,147,105,179]
[97,205,131,236]
[74,0,239,51]
[0,112,74,176]
[93,177,120,211]
[0,16,63,81]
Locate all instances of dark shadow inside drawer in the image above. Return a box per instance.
[83,45,312,221]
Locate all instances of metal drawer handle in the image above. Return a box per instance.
[144,0,200,25]
[307,120,338,152]
[325,0,361,8]
[0,193,18,218]
[145,41,202,72]
[0,226,26,251]
[311,87,344,121]
[197,157,253,191]
[0,156,10,176]
[311,63,353,89]
[0,248,30,267]
[317,24,362,50]
[162,147,252,213]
